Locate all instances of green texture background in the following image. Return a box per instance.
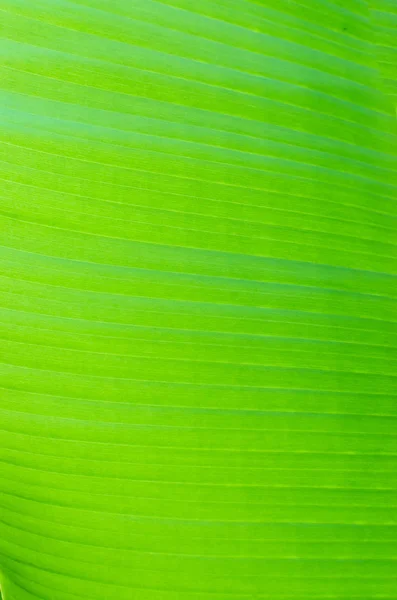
[0,0,397,598]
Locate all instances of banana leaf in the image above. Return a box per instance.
[0,0,396,598]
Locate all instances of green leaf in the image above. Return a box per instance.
[0,1,396,598]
